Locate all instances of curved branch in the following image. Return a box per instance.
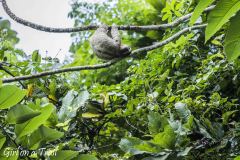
[2,59,118,83]
[2,24,206,83]
[1,0,214,32]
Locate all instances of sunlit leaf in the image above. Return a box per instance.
[24,125,64,149]
[15,104,54,138]
[82,112,102,118]
[148,112,168,135]
[205,0,240,42]
[73,154,98,160]
[50,150,79,160]
[224,12,240,60]
[7,104,41,124]
[32,50,41,63]
[152,125,176,149]
[189,0,215,25]
[0,85,26,109]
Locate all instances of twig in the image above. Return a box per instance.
[132,24,207,53]
[125,118,145,134]
[0,63,26,88]
[1,0,214,32]
[93,142,118,150]
[1,24,207,83]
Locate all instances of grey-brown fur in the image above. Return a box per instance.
[90,24,131,60]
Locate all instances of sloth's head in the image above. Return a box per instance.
[97,24,109,33]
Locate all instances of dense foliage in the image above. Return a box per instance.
[1,0,240,159]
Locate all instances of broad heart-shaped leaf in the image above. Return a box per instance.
[189,0,215,25]
[50,150,79,160]
[224,12,240,60]
[0,85,26,109]
[6,104,41,124]
[205,0,240,42]
[15,104,54,138]
[19,125,64,149]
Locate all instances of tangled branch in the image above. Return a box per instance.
[2,24,207,83]
[1,0,214,32]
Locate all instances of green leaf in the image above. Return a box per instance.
[0,147,19,160]
[0,85,26,109]
[7,104,41,124]
[50,150,79,160]
[177,147,193,157]
[234,156,240,160]
[175,102,191,121]
[82,112,102,118]
[189,0,215,25]
[152,125,176,149]
[224,12,240,60]
[58,90,89,122]
[222,110,238,124]
[148,112,168,135]
[32,50,41,63]
[15,104,54,138]
[23,125,64,149]
[205,0,240,42]
[119,137,161,155]
[119,137,144,155]
[0,133,6,150]
[73,154,98,160]
[146,0,166,11]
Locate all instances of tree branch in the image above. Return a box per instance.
[2,24,206,83]
[1,0,214,32]
[0,63,26,88]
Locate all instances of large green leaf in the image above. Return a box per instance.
[152,125,176,149]
[148,112,168,135]
[0,85,26,109]
[58,90,89,122]
[21,125,64,149]
[15,104,54,138]
[189,0,215,25]
[205,0,240,42]
[50,150,79,160]
[119,137,162,155]
[224,12,240,60]
[73,154,98,160]
[6,104,41,124]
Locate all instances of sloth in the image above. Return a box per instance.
[89,24,131,60]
